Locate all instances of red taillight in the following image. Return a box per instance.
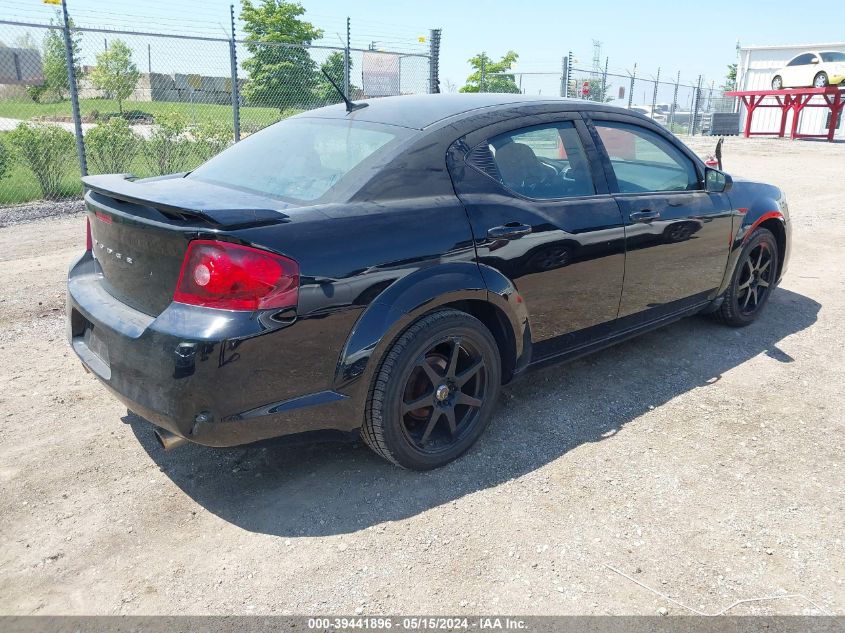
[173,240,299,311]
[85,217,92,251]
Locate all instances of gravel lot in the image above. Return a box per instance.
[0,137,842,616]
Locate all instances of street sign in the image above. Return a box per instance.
[581,80,590,97]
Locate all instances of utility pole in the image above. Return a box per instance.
[61,0,86,176]
[627,63,636,109]
[480,55,486,92]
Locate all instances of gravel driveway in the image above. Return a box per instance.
[0,137,842,616]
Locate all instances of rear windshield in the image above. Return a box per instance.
[820,51,845,62]
[188,117,409,202]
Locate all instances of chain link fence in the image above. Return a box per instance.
[0,19,436,205]
[481,65,734,137]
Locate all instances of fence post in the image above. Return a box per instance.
[691,75,702,135]
[601,57,608,102]
[560,56,567,97]
[429,28,441,94]
[669,71,680,129]
[627,63,636,109]
[61,0,86,177]
[344,17,350,98]
[229,4,240,142]
[651,67,660,119]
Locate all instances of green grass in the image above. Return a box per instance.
[0,97,297,205]
[0,130,216,206]
[0,97,284,130]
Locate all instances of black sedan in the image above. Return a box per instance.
[68,94,791,470]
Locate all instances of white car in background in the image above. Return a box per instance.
[771,50,845,89]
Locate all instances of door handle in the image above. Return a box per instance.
[630,209,660,223]
[487,223,532,240]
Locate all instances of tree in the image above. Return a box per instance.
[315,51,358,104]
[460,51,520,94]
[722,63,737,92]
[37,12,84,102]
[572,76,613,102]
[90,39,139,114]
[240,0,323,110]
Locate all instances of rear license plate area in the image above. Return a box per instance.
[72,314,112,379]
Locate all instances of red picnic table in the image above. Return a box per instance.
[725,86,844,142]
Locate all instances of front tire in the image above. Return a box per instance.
[813,72,829,88]
[772,75,783,90]
[362,309,501,470]
[712,228,779,327]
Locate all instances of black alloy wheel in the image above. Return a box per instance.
[362,309,501,470]
[713,227,779,327]
[736,241,774,315]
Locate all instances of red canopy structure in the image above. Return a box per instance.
[725,86,843,142]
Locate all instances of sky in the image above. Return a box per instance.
[3,0,845,103]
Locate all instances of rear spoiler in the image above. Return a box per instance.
[82,174,289,229]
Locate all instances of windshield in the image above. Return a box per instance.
[188,117,409,202]
[820,51,845,62]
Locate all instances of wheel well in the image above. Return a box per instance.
[441,299,517,384]
[759,218,786,281]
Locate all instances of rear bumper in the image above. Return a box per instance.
[67,252,359,447]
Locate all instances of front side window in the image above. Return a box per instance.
[189,118,408,202]
[788,53,815,66]
[593,121,699,193]
[478,121,595,200]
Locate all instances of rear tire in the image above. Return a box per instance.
[712,228,779,327]
[813,72,829,88]
[362,309,501,470]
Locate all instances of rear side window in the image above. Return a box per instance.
[475,121,595,199]
[820,51,845,62]
[189,118,408,202]
[593,121,699,193]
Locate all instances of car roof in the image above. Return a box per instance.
[294,93,622,131]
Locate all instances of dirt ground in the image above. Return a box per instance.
[0,137,842,616]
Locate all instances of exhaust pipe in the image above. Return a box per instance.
[154,427,188,451]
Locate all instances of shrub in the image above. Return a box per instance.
[192,121,233,162]
[85,118,140,174]
[7,123,76,199]
[142,112,193,175]
[0,137,10,182]
[26,84,47,103]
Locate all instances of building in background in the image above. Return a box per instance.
[736,42,845,139]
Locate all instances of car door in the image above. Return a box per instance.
[784,53,815,87]
[585,114,733,321]
[448,113,626,360]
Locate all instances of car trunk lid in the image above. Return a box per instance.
[83,174,291,316]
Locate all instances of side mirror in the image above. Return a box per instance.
[705,168,732,193]
[811,57,820,64]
